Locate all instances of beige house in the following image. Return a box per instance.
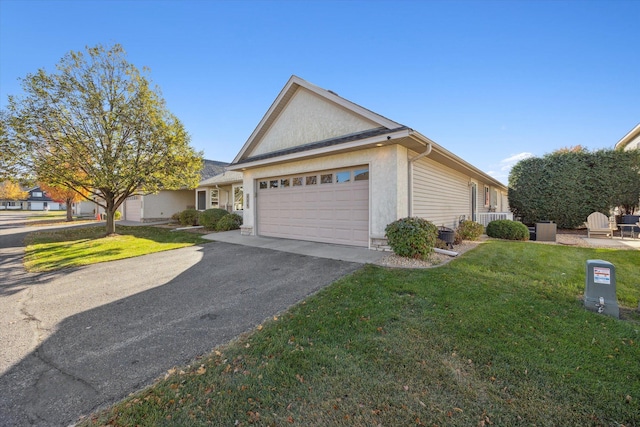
[615,123,640,151]
[121,160,228,222]
[226,76,509,249]
[195,170,244,213]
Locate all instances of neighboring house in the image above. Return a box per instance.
[226,76,509,249]
[121,159,228,222]
[615,123,640,151]
[195,170,244,213]
[615,123,640,215]
[25,187,62,211]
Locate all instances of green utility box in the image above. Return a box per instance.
[584,260,619,319]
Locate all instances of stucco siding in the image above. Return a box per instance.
[143,190,194,221]
[250,87,379,157]
[412,156,470,229]
[624,134,640,151]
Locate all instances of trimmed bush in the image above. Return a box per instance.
[486,220,529,241]
[216,213,243,231]
[114,211,122,220]
[178,208,200,226]
[456,220,484,241]
[199,208,229,230]
[385,217,438,260]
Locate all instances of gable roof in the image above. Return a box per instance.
[227,76,506,190]
[200,159,229,181]
[615,123,640,151]
[231,75,404,165]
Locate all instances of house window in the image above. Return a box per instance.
[490,189,498,209]
[354,169,369,181]
[211,189,219,208]
[484,186,490,206]
[33,191,42,198]
[292,177,303,186]
[320,174,333,184]
[233,185,243,211]
[336,171,351,183]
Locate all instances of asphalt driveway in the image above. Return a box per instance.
[0,217,362,426]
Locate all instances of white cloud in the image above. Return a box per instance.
[501,152,535,164]
[486,152,535,185]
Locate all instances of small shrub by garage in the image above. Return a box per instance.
[178,209,200,227]
[385,217,438,260]
[199,208,229,230]
[486,219,529,241]
[216,213,243,231]
[456,220,484,241]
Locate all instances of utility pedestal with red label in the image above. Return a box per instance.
[584,260,619,319]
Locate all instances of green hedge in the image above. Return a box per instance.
[178,209,200,226]
[216,213,243,231]
[385,217,438,260]
[508,149,640,228]
[486,220,529,241]
[456,220,484,241]
[199,208,229,230]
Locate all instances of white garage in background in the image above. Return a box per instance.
[227,76,509,249]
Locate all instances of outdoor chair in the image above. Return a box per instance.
[584,212,615,238]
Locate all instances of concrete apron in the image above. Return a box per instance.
[203,230,387,264]
[581,236,640,250]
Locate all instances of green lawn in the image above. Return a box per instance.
[24,225,207,271]
[81,241,639,427]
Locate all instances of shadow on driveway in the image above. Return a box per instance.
[0,242,362,426]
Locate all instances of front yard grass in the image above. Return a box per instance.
[24,225,207,272]
[81,241,639,426]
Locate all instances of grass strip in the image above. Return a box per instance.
[82,241,639,426]
[24,225,207,272]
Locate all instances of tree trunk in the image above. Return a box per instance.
[65,197,73,221]
[105,198,116,235]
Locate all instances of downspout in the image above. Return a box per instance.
[408,142,432,217]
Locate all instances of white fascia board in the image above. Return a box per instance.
[227,128,412,171]
[615,123,640,150]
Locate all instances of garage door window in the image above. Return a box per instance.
[321,174,333,184]
[292,177,303,186]
[270,180,278,188]
[259,181,267,189]
[354,169,369,181]
[336,171,350,183]
[280,178,290,187]
[306,176,317,185]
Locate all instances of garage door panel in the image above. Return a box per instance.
[257,167,369,247]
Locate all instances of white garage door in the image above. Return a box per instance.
[124,196,142,222]
[257,167,369,247]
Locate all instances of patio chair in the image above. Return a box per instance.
[584,212,615,238]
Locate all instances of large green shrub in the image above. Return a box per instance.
[216,213,243,231]
[486,220,529,241]
[178,208,200,226]
[385,217,438,260]
[456,220,484,241]
[508,149,640,228]
[199,208,229,230]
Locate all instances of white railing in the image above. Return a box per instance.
[477,212,513,227]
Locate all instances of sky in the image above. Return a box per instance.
[1,0,639,185]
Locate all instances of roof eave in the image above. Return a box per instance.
[615,123,640,150]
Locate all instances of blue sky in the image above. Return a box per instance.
[1,0,639,184]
